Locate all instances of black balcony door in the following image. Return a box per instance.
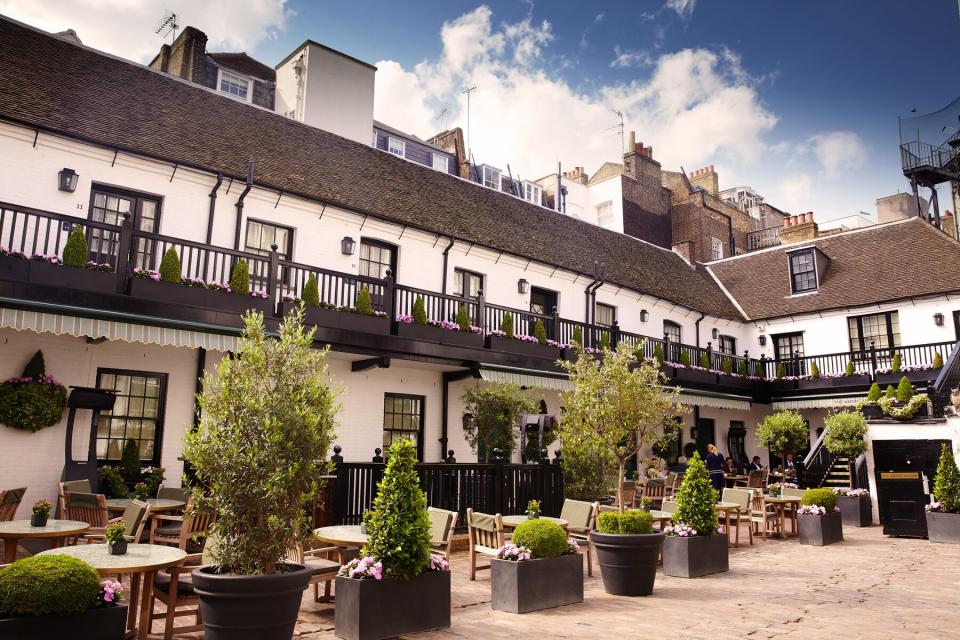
[773,332,806,376]
[529,287,557,338]
[89,185,161,268]
[954,310,960,340]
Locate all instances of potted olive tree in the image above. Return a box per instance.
[663,453,728,578]
[558,342,684,595]
[461,382,537,462]
[491,519,582,612]
[334,439,451,640]
[822,410,871,526]
[797,488,843,546]
[926,444,960,544]
[185,304,340,640]
[756,410,810,485]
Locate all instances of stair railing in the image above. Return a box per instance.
[801,429,838,489]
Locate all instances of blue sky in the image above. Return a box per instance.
[7,0,960,221]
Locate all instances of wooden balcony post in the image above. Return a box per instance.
[551,306,560,342]
[114,212,133,294]
[266,243,279,311]
[760,353,768,378]
[706,341,713,368]
[664,333,671,363]
[610,320,621,348]
[869,341,878,380]
[476,289,486,333]
[383,269,396,320]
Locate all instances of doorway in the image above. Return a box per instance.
[529,287,558,338]
[694,418,715,459]
[873,439,950,537]
[953,310,959,340]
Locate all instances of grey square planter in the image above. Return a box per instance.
[798,511,844,546]
[491,554,583,613]
[662,534,728,578]
[926,511,960,544]
[334,570,450,640]
[0,605,127,639]
[837,494,872,527]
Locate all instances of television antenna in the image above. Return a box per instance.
[154,10,179,43]
[607,109,625,155]
[462,85,477,160]
[438,105,449,131]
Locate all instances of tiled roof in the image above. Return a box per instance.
[0,18,742,318]
[207,52,276,82]
[706,218,960,320]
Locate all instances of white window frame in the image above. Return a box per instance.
[482,166,501,190]
[711,237,724,261]
[596,201,613,226]
[432,153,449,172]
[387,137,406,158]
[524,181,543,205]
[218,69,252,103]
[372,131,379,147]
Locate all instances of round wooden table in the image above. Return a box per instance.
[313,525,368,547]
[105,498,185,514]
[501,515,568,530]
[0,519,90,563]
[763,496,802,538]
[40,543,187,640]
[645,510,674,530]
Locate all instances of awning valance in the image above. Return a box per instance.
[0,307,237,352]
[771,395,861,410]
[677,392,752,412]
[477,366,573,392]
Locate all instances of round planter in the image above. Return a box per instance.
[591,531,664,596]
[107,540,128,555]
[192,563,311,640]
[30,514,48,527]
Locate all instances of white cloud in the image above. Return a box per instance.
[374,7,776,180]
[777,174,813,212]
[665,0,697,22]
[809,131,867,177]
[0,0,291,63]
[609,46,652,68]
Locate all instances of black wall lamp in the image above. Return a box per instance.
[518,278,529,294]
[639,309,649,322]
[711,328,719,340]
[934,312,944,326]
[758,335,767,346]
[58,168,79,192]
[341,236,356,255]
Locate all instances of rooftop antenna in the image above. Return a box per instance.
[462,85,477,161]
[438,105,449,131]
[607,109,625,155]
[155,10,179,44]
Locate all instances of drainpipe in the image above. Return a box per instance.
[203,174,223,278]
[440,238,455,294]
[583,262,604,342]
[233,160,254,252]
[701,192,736,257]
[694,311,706,348]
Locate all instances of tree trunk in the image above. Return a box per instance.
[617,460,626,513]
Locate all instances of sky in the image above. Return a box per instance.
[3,0,959,222]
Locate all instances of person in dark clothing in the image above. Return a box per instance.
[748,456,764,471]
[724,456,739,475]
[667,456,689,473]
[705,444,726,494]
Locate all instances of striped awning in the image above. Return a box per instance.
[478,366,573,392]
[677,392,752,412]
[771,395,861,410]
[0,307,238,352]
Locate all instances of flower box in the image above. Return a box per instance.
[277,301,389,335]
[798,510,843,546]
[717,375,756,392]
[0,605,127,639]
[671,367,718,386]
[875,370,937,385]
[861,404,883,420]
[0,254,30,282]
[395,322,484,349]
[925,511,960,544]
[334,570,451,640]
[767,379,797,394]
[662,534,728,578]
[131,278,274,316]
[486,335,561,360]
[837,494,872,527]
[491,554,583,613]
[30,261,117,294]
[797,374,872,391]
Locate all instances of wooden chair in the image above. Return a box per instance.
[427,507,458,560]
[750,493,781,540]
[289,541,342,604]
[149,500,215,551]
[466,508,504,581]
[84,500,151,543]
[157,486,190,503]
[722,488,753,546]
[560,499,598,576]
[0,487,26,521]
[782,487,805,499]
[63,491,110,527]
[149,532,221,640]
[57,479,92,517]
[663,473,679,498]
[640,478,667,509]
[747,470,765,489]
[617,479,637,509]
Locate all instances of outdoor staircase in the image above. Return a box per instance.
[822,457,851,488]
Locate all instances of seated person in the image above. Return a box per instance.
[667,456,688,473]
[723,456,739,475]
[748,455,764,471]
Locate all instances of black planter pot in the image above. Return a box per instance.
[334,570,451,640]
[277,301,389,335]
[561,347,578,362]
[107,540,128,555]
[798,511,844,546]
[884,400,930,421]
[395,322,484,348]
[0,605,127,639]
[486,335,562,360]
[30,514,48,527]
[491,554,583,613]
[861,404,882,420]
[0,254,30,282]
[591,531,664,596]
[876,369,937,385]
[672,367,719,386]
[130,278,275,317]
[837,494,872,527]
[192,563,311,640]
[925,511,960,544]
[795,377,838,390]
[767,379,798,393]
[662,534,729,578]
[30,261,117,294]
[717,374,753,391]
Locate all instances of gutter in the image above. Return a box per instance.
[440,238,455,294]
[205,173,223,246]
[232,160,254,252]
[583,261,604,332]
[694,311,706,347]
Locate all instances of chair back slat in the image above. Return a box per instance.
[559,499,594,530]
[661,500,678,514]
[722,488,752,511]
[64,492,109,527]
[467,509,503,550]
[642,480,667,499]
[121,500,148,538]
[427,507,455,545]
[0,487,26,521]
[747,470,765,488]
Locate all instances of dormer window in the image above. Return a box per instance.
[432,153,449,172]
[524,182,543,205]
[482,166,501,189]
[387,137,406,158]
[219,69,251,102]
[789,248,817,293]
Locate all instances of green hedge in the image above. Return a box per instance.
[0,555,100,616]
[512,519,568,558]
[801,488,837,510]
[596,510,653,535]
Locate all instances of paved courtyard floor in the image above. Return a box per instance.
[165,525,960,639]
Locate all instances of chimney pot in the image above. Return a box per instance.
[628,131,636,151]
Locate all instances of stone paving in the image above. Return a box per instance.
[165,525,960,639]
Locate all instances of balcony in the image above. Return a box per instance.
[746,226,781,251]
[0,201,954,401]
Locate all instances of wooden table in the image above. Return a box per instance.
[646,510,674,531]
[725,474,749,487]
[105,498,185,514]
[763,496,801,538]
[314,525,368,547]
[501,515,568,530]
[0,519,90,563]
[715,501,743,547]
[39,543,186,639]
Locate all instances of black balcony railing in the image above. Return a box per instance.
[0,202,121,267]
[746,226,781,251]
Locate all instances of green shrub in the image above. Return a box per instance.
[679,350,691,367]
[598,332,610,350]
[776,363,786,379]
[652,343,664,364]
[699,352,710,369]
[158,247,181,283]
[0,378,67,432]
[62,226,88,268]
[721,357,733,375]
[512,519,569,558]
[672,452,719,535]
[896,376,914,402]
[229,260,249,295]
[867,383,882,403]
[118,438,141,483]
[572,326,583,347]
[757,410,809,464]
[0,555,100,616]
[22,350,45,379]
[933,444,960,513]
[355,286,373,315]
[933,352,944,369]
[810,361,820,379]
[456,305,471,332]
[363,439,431,580]
[754,361,764,378]
[823,410,868,458]
[500,313,514,338]
[98,466,129,498]
[302,275,320,307]
[737,360,748,376]
[891,353,902,373]
[845,360,855,377]
[801,488,838,510]
[533,320,547,345]
[462,383,537,462]
[412,296,427,325]
[596,510,653,535]
[885,384,896,399]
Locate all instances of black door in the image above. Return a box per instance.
[773,332,806,376]
[873,439,950,537]
[89,185,161,268]
[694,418,715,459]
[529,287,558,338]
[726,422,747,468]
[954,310,959,340]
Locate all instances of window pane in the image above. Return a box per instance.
[382,394,424,460]
[96,370,165,463]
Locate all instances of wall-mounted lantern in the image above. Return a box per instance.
[934,312,945,327]
[58,168,79,193]
[517,278,529,294]
[711,328,719,340]
[639,309,649,323]
[341,236,356,255]
[758,335,767,346]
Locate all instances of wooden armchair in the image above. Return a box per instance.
[289,541,342,604]
[721,488,753,546]
[84,500,151,543]
[57,479,92,517]
[466,508,504,580]
[750,493,781,540]
[616,480,637,509]
[0,487,26,522]
[156,486,190,504]
[427,507,458,560]
[640,478,667,509]
[747,470,766,489]
[560,499,598,576]
[149,533,221,640]
[149,501,215,551]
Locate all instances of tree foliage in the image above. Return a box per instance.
[456,305,471,331]
[867,383,882,402]
[500,312,514,338]
[571,326,583,347]
[560,435,613,500]
[302,274,320,307]
[672,452,719,535]
[884,384,896,399]
[844,360,856,377]
[896,376,914,402]
[185,305,340,575]
[933,444,960,513]
[461,382,537,462]
[355,286,373,315]
[756,410,809,459]
[933,352,944,369]
[119,438,141,482]
[822,410,868,459]
[891,353,902,373]
[810,361,820,379]
[62,226,88,268]
[229,259,249,295]
[159,247,181,283]
[412,296,427,325]
[533,320,547,345]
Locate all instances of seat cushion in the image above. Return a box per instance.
[153,525,183,537]
[304,557,339,577]
[153,572,195,596]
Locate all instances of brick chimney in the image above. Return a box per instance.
[780,211,819,244]
[623,131,662,183]
[149,26,208,83]
[563,166,589,186]
[688,165,719,196]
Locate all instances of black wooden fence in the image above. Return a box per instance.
[331,459,564,531]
